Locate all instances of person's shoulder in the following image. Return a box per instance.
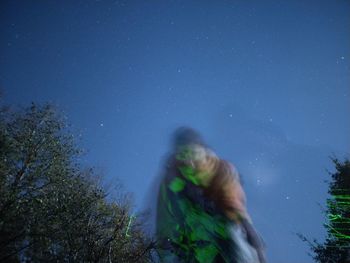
[219,159,240,181]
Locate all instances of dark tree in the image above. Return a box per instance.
[299,158,350,263]
[0,103,156,262]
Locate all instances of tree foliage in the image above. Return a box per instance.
[299,158,350,263]
[0,103,156,262]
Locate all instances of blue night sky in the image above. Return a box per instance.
[1,1,349,262]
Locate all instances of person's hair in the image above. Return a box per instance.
[172,126,206,148]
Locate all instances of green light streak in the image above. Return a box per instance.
[331,189,350,192]
[333,195,350,200]
[125,215,136,237]
[328,214,342,221]
[326,189,350,242]
[327,198,350,208]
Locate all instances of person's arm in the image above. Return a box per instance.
[240,218,266,259]
[221,169,267,262]
[220,170,252,223]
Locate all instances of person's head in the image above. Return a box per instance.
[172,127,220,187]
[172,126,208,166]
[172,126,206,149]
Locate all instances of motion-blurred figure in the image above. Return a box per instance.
[156,127,266,263]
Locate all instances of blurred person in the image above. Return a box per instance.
[156,127,266,263]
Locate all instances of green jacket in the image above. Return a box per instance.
[156,160,239,263]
